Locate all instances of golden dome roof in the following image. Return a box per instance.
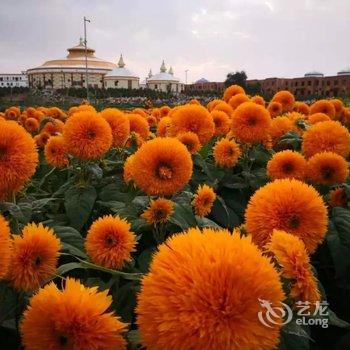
[27,38,116,73]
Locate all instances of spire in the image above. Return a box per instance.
[168,66,174,75]
[160,60,166,73]
[79,37,84,46]
[118,54,125,68]
[148,69,153,78]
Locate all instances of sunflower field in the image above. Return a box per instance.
[1,86,350,349]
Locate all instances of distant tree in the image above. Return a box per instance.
[225,71,247,88]
[246,82,262,95]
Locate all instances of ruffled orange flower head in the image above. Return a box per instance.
[9,223,61,292]
[176,132,201,154]
[302,121,350,158]
[266,230,320,304]
[267,150,307,180]
[228,93,250,110]
[137,228,284,350]
[271,90,295,113]
[0,120,38,200]
[310,99,336,119]
[213,138,241,168]
[267,101,283,118]
[85,215,136,269]
[44,136,69,168]
[99,108,130,147]
[128,113,150,140]
[169,104,215,144]
[293,102,310,116]
[308,113,331,125]
[250,95,265,106]
[0,215,12,279]
[210,110,231,136]
[231,102,271,143]
[63,111,112,159]
[245,179,328,253]
[306,152,349,185]
[223,84,245,102]
[21,278,127,350]
[131,137,193,196]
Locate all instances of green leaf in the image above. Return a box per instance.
[170,203,197,230]
[56,261,142,281]
[0,281,18,324]
[328,309,350,328]
[127,330,142,350]
[64,186,97,230]
[280,320,311,350]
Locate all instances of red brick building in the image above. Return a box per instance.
[186,71,350,98]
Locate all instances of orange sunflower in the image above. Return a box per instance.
[169,105,215,144]
[123,154,135,184]
[44,136,69,168]
[21,278,127,350]
[35,131,51,148]
[176,132,201,154]
[269,116,294,146]
[250,95,265,106]
[206,99,222,111]
[307,152,349,185]
[85,215,136,269]
[210,110,231,136]
[128,113,150,140]
[271,90,295,113]
[267,150,307,180]
[0,215,12,279]
[133,108,147,118]
[330,99,344,120]
[329,187,347,207]
[267,101,283,118]
[5,106,20,120]
[99,108,130,147]
[223,84,246,102]
[136,228,284,350]
[160,105,171,117]
[212,101,234,119]
[43,119,64,135]
[141,198,174,225]
[302,121,350,158]
[0,120,38,200]
[308,112,331,125]
[25,118,39,133]
[156,116,171,137]
[310,99,336,119]
[245,179,328,253]
[266,230,320,304]
[293,102,310,116]
[228,93,250,110]
[192,184,216,217]
[231,102,271,143]
[9,223,61,292]
[63,111,112,160]
[131,137,193,196]
[213,138,241,168]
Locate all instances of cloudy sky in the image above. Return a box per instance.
[0,0,349,83]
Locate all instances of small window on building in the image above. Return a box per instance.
[0,77,2,81]
[295,82,298,87]
[327,80,330,86]
[308,81,311,86]
[155,84,158,89]
[114,80,119,87]
[301,81,304,86]
[334,80,338,85]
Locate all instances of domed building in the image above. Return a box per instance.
[304,71,324,78]
[337,69,350,76]
[147,61,184,93]
[27,38,116,89]
[104,55,139,89]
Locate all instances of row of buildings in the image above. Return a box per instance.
[186,71,350,98]
[1,38,350,98]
